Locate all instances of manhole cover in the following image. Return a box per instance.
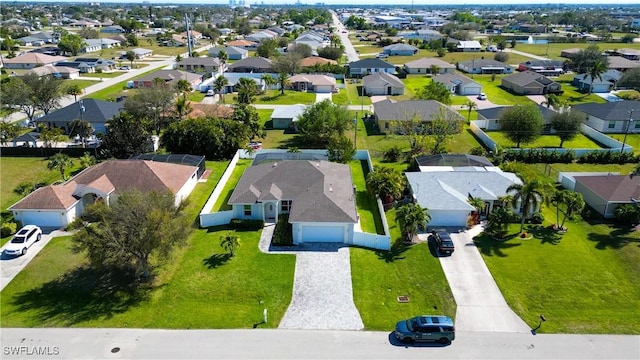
[397,296,410,303]
[111,347,120,353]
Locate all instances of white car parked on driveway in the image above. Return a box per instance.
[4,225,42,257]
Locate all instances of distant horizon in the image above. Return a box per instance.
[6,0,640,6]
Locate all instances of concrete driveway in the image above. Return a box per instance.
[0,229,71,291]
[437,225,531,333]
[315,93,332,103]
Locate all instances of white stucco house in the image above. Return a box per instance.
[573,101,640,134]
[9,160,200,228]
[227,160,358,244]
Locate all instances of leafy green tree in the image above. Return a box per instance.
[232,104,265,142]
[0,122,21,146]
[66,83,83,103]
[327,136,356,164]
[568,45,608,74]
[510,38,517,48]
[256,38,279,58]
[429,109,463,154]
[236,77,259,104]
[58,33,86,56]
[614,204,640,226]
[213,75,229,103]
[125,50,136,68]
[102,113,152,159]
[617,68,640,90]
[273,52,302,75]
[72,190,191,281]
[414,81,451,105]
[396,203,430,242]
[78,27,99,39]
[25,73,64,115]
[550,109,584,147]
[47,153,73,181]
[499,104,543,148]
[296,99,352,147]
[506,178,550,233]
[38,124,64,148]
[79,152,97,170]
[317,46,344,61]
[288,43,312,58]
[220,233,240,256]
[366,166,405,203]
[125,33,139,47]
[123,78,176,134]
[260,74,276,90]
[541,93,561,109]
[486,206,513,238]
[173,97,192,120]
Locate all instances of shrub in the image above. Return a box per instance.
[469,146,485,156]
[494,52,509,62]
[383,146,403,162]
[529,212,545,224]
[272,215,293,246]
[230,218,264,231]
[1,221,17,238]
[614,204,640,226]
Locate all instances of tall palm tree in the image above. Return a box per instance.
[588,59,607,94]
[260,74,275,92]
[174,97,191,119]
[487,206,512,238]
[276,72,290,95]
[429,64,440,75]
[464,99,477,122]
[396,203,431,242]
[218,50,228,65]
[559,192,585,229]
[236,77,259,104]
[174,79,192,99]
[47,153,73,181]
[506,179,550,233]
[541,93,561,110]
[213,75,229,103]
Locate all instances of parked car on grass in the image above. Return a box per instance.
[395,315,455,344]
[431,229,454,255]
[4,225,42,257]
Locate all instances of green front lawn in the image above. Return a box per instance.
[488,132,604,149]
[351,207,456,330]
[212,160,252,212]
[350,160,384,235]
[609,134,640,154]
[344,82,372,106]
[512,42,640,60]
[472,75,535,105]
[475,205,640,334]
[65,79,100,90]
[187,91,206,102]
[254,90,316,105]
[80,72,123,79]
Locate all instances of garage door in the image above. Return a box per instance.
[301,225,345,242]
[429,210,468,228]
[19,211,63,227]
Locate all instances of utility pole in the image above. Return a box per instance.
[621,109,634,154]
[185,13,192,57]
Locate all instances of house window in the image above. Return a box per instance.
[281,200,292,212]
[608,121,616,129]
[634,122,640,129]
[243,205,252,216]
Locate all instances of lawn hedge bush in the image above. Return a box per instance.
[272,215,293,246]
[230,218,265,231]
[501,149,637,164]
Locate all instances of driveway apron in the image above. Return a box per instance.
[439,225,531,333]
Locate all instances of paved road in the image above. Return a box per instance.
[505,48,551,61]
[1,328,638,359]
[0,229,71,291]
[331,11,359,63]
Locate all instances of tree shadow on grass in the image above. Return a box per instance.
[473,233,522,257]
[528,225,563,245]
[376,239,411,263]
[587,227,640,250]
[10,266,152,326]
[203,253,232,269]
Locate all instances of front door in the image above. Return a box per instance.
[265,202,277,222]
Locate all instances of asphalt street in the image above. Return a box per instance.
[1,328,638,359]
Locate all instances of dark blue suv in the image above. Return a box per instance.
[394,315,455,344]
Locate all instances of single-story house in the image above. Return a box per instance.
[456,41,482,52]
[572,70,622,93]
[287,74,337,93]
[362,72,404,96]
[10,132,39,148]
[34,98,124,134]
[299,56,337,68]
[477,104,557,132]
[414,154,496,173]
[26,65,80,79]
[176,57,224,75]
[517,60,565,76]
[432,73,482,95]
[220,74,266,94]
[179,30,202,39]
[187,103,234,119]
[129,48,153,59]
[8,160,200,228]
[73,57,117,71]
[403,57,455,74]
[208,46,248,60]
[399,29,443,41]
[270,104,307,129]
[457,59,513,74]
[100,25,124,33]
[348,58,396,78]
[405,169,523,227]
[225,39,258,49]
[610,48,640,61]
[53,61,96,73]
[227,160,358,244]
[501,71,562,95]
[135,70,202,89]
[16,36,45,46]
[84,38,121,51]
[606,56,640,72]
[573,101,640,134]
[2,53,67,69]
[560,48,581,58]
[227,57,274,73]
[373,99,464,133]
[571,174,640,218]
[245,30,277,43]
[382,43,418,56]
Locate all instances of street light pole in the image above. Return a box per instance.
[621,109,634,154]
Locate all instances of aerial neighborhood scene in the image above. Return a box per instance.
[1,0,640,358]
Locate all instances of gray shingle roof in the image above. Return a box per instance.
[349,58,395,69]
[271,104,307,120]
[35,98,124,124]
[373,99,464,122]
[573,101,640,121]
[228,161,357,223]
[383,43,418,51]
[502,71,555,87]
[403,57,454,69]
[362,72,404,88]
[477,104,556,122]
[432,73,478,87]
[459,59,510,69]
[177,57,221,66]
[227,56,273,70]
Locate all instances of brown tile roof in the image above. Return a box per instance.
[300,56,337,67]
[9,160,197,210]
[3,53,67,65]
[575,175,640,202]
[188,103,234,119]
[226,39,257,47]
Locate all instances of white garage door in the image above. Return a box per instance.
[429,210,469,228]
[301,225,345,242]
[19,211,64,227]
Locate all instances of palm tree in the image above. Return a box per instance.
[218,50,228,65]
[506,179,550,233]
[236,77,259,104]
[213,75,229,103]
[366,166,406,204]
[429,64,440,75]
[174,97,192,119]
[260,74,275,92]
[464,99,477,122]
[220,233,240,256]
[66,83,83,103]
[468,197,486,224]
[397,203,431,242]
[174,79,192,99]
[486,206,513,238]
[276,72,290,95]
[541,93,561,110]
[559,191,585,229]
[47,153,73,181]
[551,190,570,229]
[588,59,607,94]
